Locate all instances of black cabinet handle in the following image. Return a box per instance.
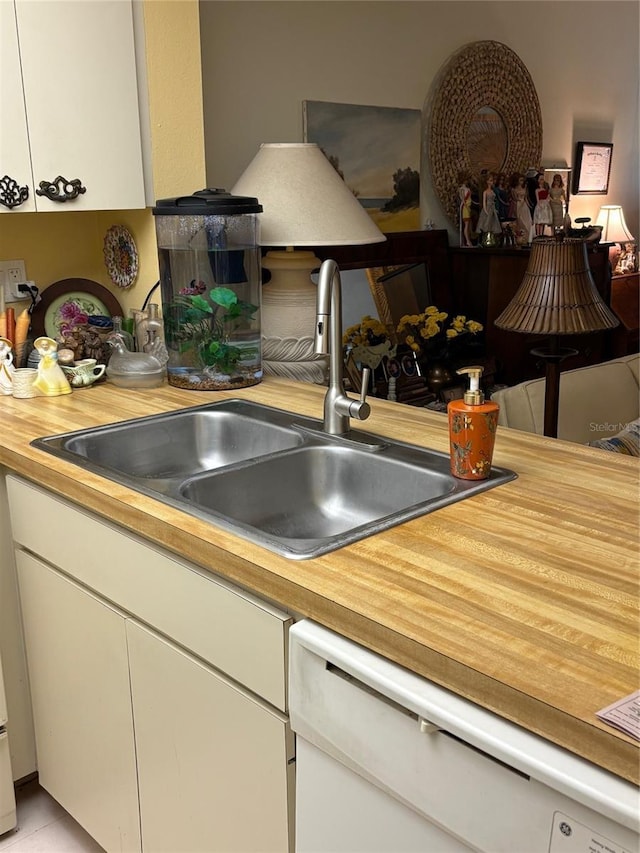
[36,176,86,203]
[0,175,29,209]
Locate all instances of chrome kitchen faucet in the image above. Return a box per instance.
[314,259,371,435]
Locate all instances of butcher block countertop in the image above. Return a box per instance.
[0,377,638,784]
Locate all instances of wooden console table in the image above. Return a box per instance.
[610,272,639,356]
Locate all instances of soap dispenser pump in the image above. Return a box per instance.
[448,366,499,480]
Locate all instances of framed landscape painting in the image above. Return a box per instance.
[303,100,421,232]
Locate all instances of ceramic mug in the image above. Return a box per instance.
[12,368,38,399]
[62,358,106,388]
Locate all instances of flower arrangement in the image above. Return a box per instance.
[343,315,396,371]
[343,315,389,347]
[397,307,483,362]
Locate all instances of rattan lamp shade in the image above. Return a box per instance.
[495,237,618,438]
[495,238,619,335]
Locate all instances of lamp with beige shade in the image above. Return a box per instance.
[595,204,637,275]
[232,143,385,383]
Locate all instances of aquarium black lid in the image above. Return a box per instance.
[153,188,263,216]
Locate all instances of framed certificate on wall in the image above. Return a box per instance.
[572,142,613,194]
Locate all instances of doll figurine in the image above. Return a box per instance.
[477,173,502,243]
[458,172,474,247]
[494,173,510,221]
[0,337,15,395]
[511,173,533,240]
[533,174,552,237]
[32,336,72,396]
[549,174,567,230]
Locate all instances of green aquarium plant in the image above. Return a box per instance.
[164,285,259,375]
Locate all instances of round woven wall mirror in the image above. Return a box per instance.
[428,41,542,228]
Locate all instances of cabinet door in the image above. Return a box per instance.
[16,551,141,852]
[15,0,145,211]
[0,654,16,835]
[127,620,294,853]
[0,0,35,212]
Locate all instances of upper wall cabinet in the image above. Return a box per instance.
[0,0,146,213]
[0,0,33,211]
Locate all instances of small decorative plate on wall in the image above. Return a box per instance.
[103,225,139,289]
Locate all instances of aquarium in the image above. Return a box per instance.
[153,190,263,390]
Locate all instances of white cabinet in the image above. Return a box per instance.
[7,475,294,852]
[0,650,16,835]
[16,552,140,852]
[0,0,33,211]
[0,470,35,781]
[128,621,292,853]
[1,0,146,213]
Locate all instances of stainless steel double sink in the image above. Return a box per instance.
[33,399,516,559]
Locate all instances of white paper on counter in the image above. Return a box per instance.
[596,690,640,741]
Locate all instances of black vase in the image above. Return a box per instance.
[425,362,454,395]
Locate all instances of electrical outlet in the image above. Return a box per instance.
[0,260,28,300]
[8,265,25,284]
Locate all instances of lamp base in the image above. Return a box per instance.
[531,344,578,438]
[261,250,328,383]
[262,336,328,382]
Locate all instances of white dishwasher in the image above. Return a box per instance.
[289,621,639,853]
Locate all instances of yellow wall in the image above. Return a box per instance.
[0,0,206,317]
[143,0,206,202]
[0,209,158,314]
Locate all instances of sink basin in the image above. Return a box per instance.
[180,443,460,556]
[39,399,308,483]
[33,399,517,559]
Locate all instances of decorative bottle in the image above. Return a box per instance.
[448,366,499,480]
[108,316,135,352]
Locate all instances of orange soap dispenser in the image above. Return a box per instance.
[448,366,499,480]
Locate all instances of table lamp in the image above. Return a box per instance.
[595,205,637,274]
[232,143,385,382]
[495,237,619,438]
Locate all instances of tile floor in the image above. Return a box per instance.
[0,779,103,852]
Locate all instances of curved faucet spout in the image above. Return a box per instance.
[315,259,371,435]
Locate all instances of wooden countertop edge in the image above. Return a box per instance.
[3,453,637,785]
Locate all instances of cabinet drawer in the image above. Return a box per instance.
[7,476,290,711]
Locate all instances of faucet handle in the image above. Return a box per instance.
[345,366,370,422]
[359,367,371,404]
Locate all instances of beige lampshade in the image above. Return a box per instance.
[595,205,635,244]
[231,143,386,247]
[495,238,619,335]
